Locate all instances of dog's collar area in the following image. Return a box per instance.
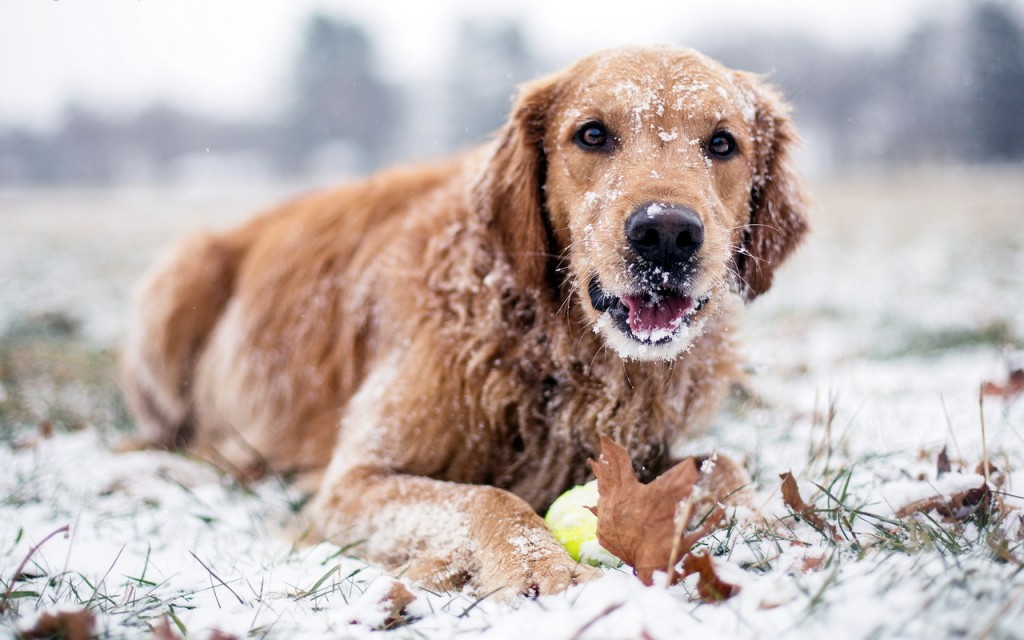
[587,276,708,345]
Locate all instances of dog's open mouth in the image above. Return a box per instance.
[588,276,708,345]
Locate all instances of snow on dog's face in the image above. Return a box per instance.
[479,46,808,361]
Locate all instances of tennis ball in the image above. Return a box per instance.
[544,480,622,568]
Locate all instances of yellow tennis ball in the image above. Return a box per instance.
[544,480,622,568]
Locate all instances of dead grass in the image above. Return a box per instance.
[0,312,131,442]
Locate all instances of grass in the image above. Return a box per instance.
[0,311,133,442]
[872,317,1020,361]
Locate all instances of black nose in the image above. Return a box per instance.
[625,203,704,267]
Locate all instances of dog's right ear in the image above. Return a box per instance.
[472,74,561,291]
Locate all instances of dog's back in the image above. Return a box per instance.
[120,159,462,477]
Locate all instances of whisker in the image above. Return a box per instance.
[728,222,784,234]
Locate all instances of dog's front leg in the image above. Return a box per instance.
[306,464,599,598]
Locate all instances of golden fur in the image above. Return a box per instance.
[121,45,807,597]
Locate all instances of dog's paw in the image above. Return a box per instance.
[508,561,602,599]
[399,556,475,593]
[398,549,600,600]
[479,549,603,600]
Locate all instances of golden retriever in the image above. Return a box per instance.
[121,45,807,597]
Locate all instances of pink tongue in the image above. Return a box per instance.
[623,295,693,338]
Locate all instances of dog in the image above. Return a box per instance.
[121,45,807,597]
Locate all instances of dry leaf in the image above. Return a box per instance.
[896,481,994,522]
[19,609,94,640]
[587,437,736,592]
[151,618,237,640]
[936,446,951,476]
[982,368,1024,400]
[589,437,700,585]
[987,533,1024,567]
[779,471,834,537]
[799,554,828,573]
[681,553,740,602]
[692,453,753,509]
[349,581,417,629]
[975,460,1006,489]
[150,618,178,640]
[379,581,416,627]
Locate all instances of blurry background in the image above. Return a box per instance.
[1,0,1022,187]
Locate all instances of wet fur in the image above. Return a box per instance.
[121,46,807,597]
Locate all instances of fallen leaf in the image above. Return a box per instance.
[589,437,700,585]
[692,453,754,509]
[681,553,741,602]
[379,581,416,628]
[799,554,828,573]
[987,532,1024,567]
[151,618,237,640]
[349,581,417,629]
[19,609,94,640]
[896,481,995,523]
[975,460,1006,489]
[779,472,833,535]
[150,618,176,640]
[587,437,736,591]
[982,368,1024,400]
[150,618,190,640]
[937,446,951,476]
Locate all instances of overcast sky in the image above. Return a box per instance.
[0,0,979,131]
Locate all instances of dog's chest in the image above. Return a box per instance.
[492,360,681,510]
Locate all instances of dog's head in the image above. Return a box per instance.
[475,45,808,360]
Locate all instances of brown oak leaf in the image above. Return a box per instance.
[349,580,417,629]
[975,460,1006,489]
[779,471,835,537]
[378,581,416,629]
[19,609,94,640]
[681,553,741,602]
[982,368,1024,400]
[588,437,735,591]
[150,618,239,640]
[799,554,828,573]
[936,446,952,476]
[897,482,996,523]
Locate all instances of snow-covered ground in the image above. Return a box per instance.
[2,168,1024,638]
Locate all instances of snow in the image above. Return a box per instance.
[657,130,679,143]
[3,169,1024,638]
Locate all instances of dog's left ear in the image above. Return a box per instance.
[734,73,809,301]
[472,75,560,291]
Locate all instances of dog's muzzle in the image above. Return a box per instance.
[588,276,708,345]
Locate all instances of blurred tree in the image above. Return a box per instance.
[966,1,1024,162]
[445,20,536,149]
[54,104,119,184]
[129,104,192,171]
[282,13,401,174]
[698,32,894,167]
[886,19,972,164]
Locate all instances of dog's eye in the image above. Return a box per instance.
[707,131,737,159]
[574,121,612,151]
